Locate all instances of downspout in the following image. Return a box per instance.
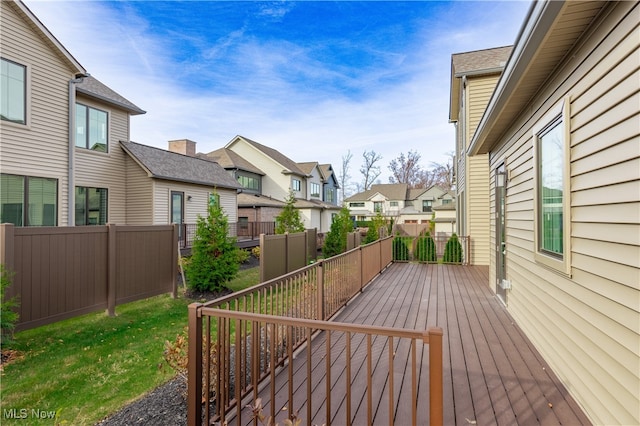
[68,73,89,226]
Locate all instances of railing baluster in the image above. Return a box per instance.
[412,339,417,426]
[346,331,351,426]
[367,334,372,426]
[388,336,394,426]
[326,331,331,425]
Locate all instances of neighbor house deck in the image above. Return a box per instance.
[233,263,590,425]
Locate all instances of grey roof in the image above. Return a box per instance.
[451,46,513,76]
[76,76,145,115]
[319,164,339,187]
[345,184,410,202]
[297,162,318,175]
[237,193,286,208]
[294,198,341,210]
[232,136,309,177]
[120,141,240,189]
[205,148,265,175]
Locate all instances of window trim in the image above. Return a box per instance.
[292,179,301,192]
[1,173,58,226]
[310,182,320,198]
[75,102,109,152]
[532,98,571,276]
[1,57,29,126]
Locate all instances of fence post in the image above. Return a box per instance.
[107,224,117,316]
[172,224,178,298]
[427,327,444,426]
[359,247,364,292]
[317,262,324,320]
[188,303,203,426]
[0,224,15,271]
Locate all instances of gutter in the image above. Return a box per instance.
[467,0,564,156]
[68,73,90,226]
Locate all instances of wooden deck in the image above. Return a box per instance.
[236,263,591,425]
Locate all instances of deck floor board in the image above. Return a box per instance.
[229,263,590,426]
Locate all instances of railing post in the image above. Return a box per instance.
[359,247,364,292]
[188,303,203,426]
[107,223,117,317]
[427,327,444,426]
[317,262,324,320]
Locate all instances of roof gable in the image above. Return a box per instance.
[227,135,309,177]
[205,147,265,175]
[76,76,145,115]
[121,141,240,189]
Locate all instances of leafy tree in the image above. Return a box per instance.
[443,233,463,263]
[323,207,354,257]
[186,198,239,292]
[363,212,387,244]
[1,265,19,348]
[415,233,437,263]
[275,189,305,234]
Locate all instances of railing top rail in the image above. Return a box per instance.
[199,306,442,342]
[201,236,393,308]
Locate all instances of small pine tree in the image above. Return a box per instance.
[363,212,386,244]
[443,233,463,263]
[1,265,19,349]
[415,233,437,262]
[275,189,305,234]
[323,207,353,258]
[392,235,410,261]
[186,197,240,292]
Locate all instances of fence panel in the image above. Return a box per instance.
[0,223,177,331]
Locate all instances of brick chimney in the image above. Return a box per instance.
[168,139,196,157]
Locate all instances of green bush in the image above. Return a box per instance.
[363,212,387,244]
[415,233,437,262]
[392,236,410,261]
[186,199,240,292]
[443,233,463,263]
[323,207,353,258]
[1,265,19,348]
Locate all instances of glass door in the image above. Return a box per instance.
[171,191,184,241]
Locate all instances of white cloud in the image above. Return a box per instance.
[24,0,529,186]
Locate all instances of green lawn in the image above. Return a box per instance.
[1,266,260,426]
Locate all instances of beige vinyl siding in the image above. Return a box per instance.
[151,180,237,226]
[486,3,639,424]
[124,156,153,225]
[229,140,291,202]
[75,95,130,224]
[462,75,500,265]
[466,154,490,265]
[0,2,78,226]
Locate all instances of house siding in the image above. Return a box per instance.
[151,180,237,225]
[124,155,153,225]
[0,1,76,226]
[487,2,639,424]
[75,95,130,224]
[464,75,498,266]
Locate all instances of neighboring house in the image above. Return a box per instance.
[449,46,513,265]
[345,183,455,231]
[0,1,238,230]
[208,136,340,232]
[0,0,145,227]
[319,164,339,206]
[121,140,240,227]
[464,1,639,424]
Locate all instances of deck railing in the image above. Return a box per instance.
[187,237,444,425]
[178,222,276,249]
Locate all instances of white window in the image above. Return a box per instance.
[310,182,320,197]
[292,179,301,192]
[533,98,571,275]
[1,58,26,124]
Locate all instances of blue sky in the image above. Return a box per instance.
[25,0,530,186]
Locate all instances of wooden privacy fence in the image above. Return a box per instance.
[187,237,443,425]
[0,223,178,331]
[259,229,318,282]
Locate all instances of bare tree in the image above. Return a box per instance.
[388,150,424,188]
[429,153,455,191]
[414,168,436,189]
[360,150,382,191]
[339,150,353,203]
